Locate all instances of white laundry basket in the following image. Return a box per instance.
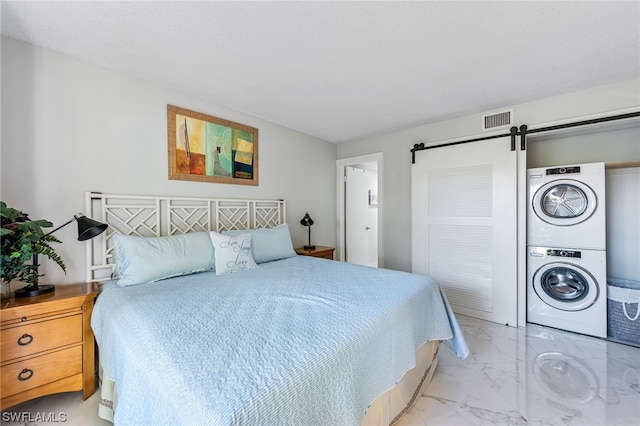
[607,278,640,347]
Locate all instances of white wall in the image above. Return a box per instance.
[1,37,337,285]
[338,78,640,272]
[606,167,640,282]
[527,126,639,168]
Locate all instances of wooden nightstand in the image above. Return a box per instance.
[295,246,335,260]
[1,282,99,410]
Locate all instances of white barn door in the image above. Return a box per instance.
[412,137,518,326]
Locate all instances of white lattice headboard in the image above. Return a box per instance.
[84,192,286,282]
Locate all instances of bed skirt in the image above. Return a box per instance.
[362,340,440,425]
[97,340,440,425]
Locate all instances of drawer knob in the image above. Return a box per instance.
[18,368,34,381]
[17,334,33,346]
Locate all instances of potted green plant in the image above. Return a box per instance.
[1,201,66,300]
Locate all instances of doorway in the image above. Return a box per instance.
[336,153,383,267]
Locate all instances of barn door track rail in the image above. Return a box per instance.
[411,111,640,164]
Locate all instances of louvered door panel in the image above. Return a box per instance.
[412,136,517,326]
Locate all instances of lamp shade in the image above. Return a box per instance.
[75,214,108,241]
[300,213,314,227]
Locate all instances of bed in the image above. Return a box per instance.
[85,192,468,425]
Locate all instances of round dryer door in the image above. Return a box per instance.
[532,179,597,226]
[532,262,599,311]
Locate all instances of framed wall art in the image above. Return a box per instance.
[168,105,258,185]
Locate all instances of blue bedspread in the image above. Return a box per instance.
[91,256,467,425]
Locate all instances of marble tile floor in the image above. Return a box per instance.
[398,315,640,426]
[2,315,638,425]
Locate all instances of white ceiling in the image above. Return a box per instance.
[2,1,639,143]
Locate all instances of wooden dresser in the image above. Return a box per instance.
[295,246,335,260]
[1,283,99,410]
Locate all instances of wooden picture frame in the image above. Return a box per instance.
[168,105,258,185]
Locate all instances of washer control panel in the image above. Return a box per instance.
[546,249,582,258]
[546,166,581,175]
[528,247,583,258]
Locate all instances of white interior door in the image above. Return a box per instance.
[346,165,378,267]
[337,153,384,266]
[412,137,518,326]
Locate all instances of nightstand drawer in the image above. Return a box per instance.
[1,314,83,361]
[1,345,82,398]
[295,246,335,260]
[316,252,334,260]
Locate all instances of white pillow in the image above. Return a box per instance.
[224,224,296,264]
[209,232,258,275]
[113,232,216,287]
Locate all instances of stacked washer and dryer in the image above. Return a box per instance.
[527,162,607,338]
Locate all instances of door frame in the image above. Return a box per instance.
[336,153,384,266]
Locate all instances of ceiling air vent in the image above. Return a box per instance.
[482,109,513,131]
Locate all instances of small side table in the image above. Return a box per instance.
[1,282,99,410]
[295,246,335,260]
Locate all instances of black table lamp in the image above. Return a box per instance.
[15,213,108,298]
[300,213,315,250]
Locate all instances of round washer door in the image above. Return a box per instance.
[532,262,599,311]
[532,179,597,226]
